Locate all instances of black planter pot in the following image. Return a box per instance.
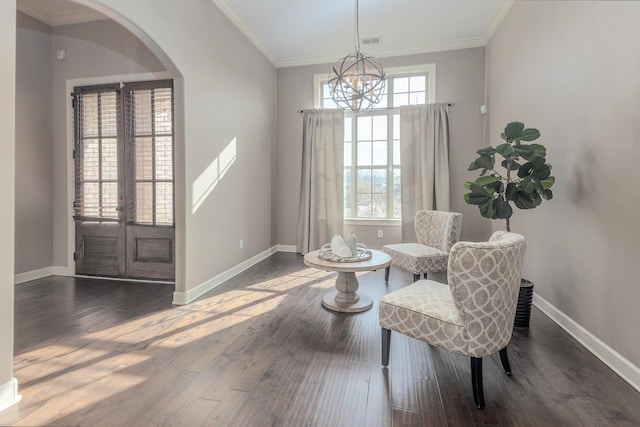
[514,279,534,328]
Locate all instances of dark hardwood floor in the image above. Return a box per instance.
[2,252,640,426]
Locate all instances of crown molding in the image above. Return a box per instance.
[17,2,107,27]
[482,0,515,45]
[210,0,277,66]
[275,37,485,68]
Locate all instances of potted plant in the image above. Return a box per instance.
[463,121,555,327]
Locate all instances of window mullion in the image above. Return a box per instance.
[97,93,103,218]
[151,89,157,226]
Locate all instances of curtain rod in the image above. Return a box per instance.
[297,103,455,114]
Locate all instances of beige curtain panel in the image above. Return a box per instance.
[296,109,345,254]
[400,103,451,242]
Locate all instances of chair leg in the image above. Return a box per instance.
[413,274,420,282]
[385,266,390,282]
[499,347,511,375]
[381,328,391,366]
[471,357,485,409]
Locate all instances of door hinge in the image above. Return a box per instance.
[73,252,78,261]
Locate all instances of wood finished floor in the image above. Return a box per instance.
[2,252,640,426]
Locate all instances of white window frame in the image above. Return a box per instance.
[313,64,437,223]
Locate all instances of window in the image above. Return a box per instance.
[127,84,175,225]
[316,64,436,220]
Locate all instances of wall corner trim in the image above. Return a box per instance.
[173,245,281,305]
[534,292,640,393]
[14,267,54,285]
[0,378,21,413]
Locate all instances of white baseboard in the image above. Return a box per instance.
[275,244,297,253]
[52,266,72,276]
[14,266,53,284]
[172,245,279,305]
[0,378,21,413]
[534,292,640,393]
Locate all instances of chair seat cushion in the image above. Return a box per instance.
[383,243,449,274]
[379,280,467,355]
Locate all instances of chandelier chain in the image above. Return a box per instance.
[354,0,360,51]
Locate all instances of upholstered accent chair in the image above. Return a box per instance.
[383,210,462,282]
[379,231,526,408]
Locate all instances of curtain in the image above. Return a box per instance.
[296,109,345,254]
[400,103,451,242]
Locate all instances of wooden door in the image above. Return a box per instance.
[123,81,175,280]
[73,80,175,281]
[73,85,126,277]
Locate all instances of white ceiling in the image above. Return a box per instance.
[16,0,514,68]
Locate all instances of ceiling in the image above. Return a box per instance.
[16,0,514,68]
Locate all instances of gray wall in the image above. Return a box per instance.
[84,0,276,294]
[15,13,53,275]
[0,0,16,405]
[275,48,490,249]
[487,1,640,366]
[51,18,166,268]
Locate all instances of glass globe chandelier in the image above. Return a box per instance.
[328,0,385,112]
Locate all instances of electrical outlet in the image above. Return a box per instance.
[240,239,244,249]
[377,229,383,238]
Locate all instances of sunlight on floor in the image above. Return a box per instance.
[5,264,344,426]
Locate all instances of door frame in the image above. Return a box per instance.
[65,72,175,283]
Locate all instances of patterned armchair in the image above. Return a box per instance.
[379,231,526,408]
[383,210,462,282]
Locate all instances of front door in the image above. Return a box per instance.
[73,80,175,281]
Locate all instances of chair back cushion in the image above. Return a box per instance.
[415,210,462,252]
[447,231,526,357]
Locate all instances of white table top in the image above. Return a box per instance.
[304,249,391,273]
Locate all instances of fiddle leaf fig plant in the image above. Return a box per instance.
[464,121,555,232]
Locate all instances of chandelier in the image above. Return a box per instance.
[328,0,385,112]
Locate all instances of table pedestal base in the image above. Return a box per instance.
[321,271,373,313]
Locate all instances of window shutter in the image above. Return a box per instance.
[123,80,174,226]
[73,84,121,221]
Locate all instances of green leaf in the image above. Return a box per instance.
[514,190,542,209]
[464,181,472,190]
[513,144,537,161]
[504,122,525,140]
[521,177,536,193]
[517,128,540,141]
[496,143,514,158]
[500,132,508,141]
[464,193,470,203]
[494,196,513,219]
[466,184,493,205]
[543,189,554,200]
[474,175,501,186]
[518,160,551,180]
[477,147,497,156]
[541,176,555,189]
[474,155,494,170]
[528,143,547,157]
[501,159,522,171]
[479,199,494,219]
